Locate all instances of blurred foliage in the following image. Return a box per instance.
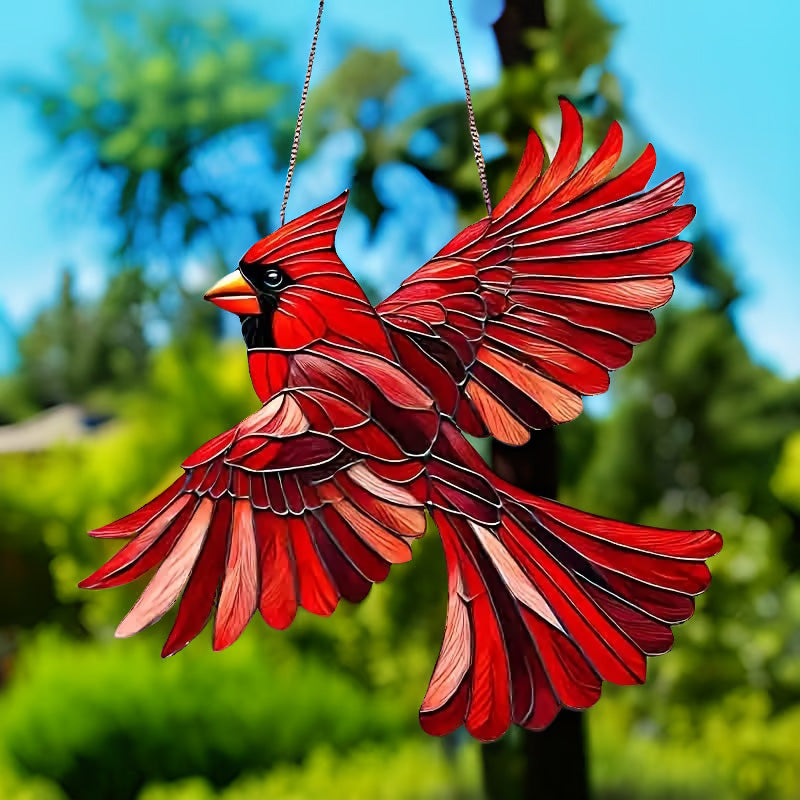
[139,741,482,800]
[15,2,288,259]
[0,757,66,800]
[683,234,742,311]
[591,690,800,800]
[567,305,800,523]
[0,337,255,633]
[1,0,798,799]
[11,268,151,411]
[302,48,410,227]
[300,0,622,226]
[0,631,411,800]
[773,431,800,512]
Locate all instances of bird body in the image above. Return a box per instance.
[81,100,721,741]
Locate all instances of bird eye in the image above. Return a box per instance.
[261,268,285,290]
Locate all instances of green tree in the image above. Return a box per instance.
[9,3,299,412]
[14,267,151,409]
[18,4,287,261]
[773,431,800,513]
[14,1,302,371]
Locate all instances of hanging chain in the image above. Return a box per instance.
[280,0,491,223]
[280,0,325,226]
[448,0,492,216]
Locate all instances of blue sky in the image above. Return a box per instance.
[1,0,798,375]
[598,0,800,377]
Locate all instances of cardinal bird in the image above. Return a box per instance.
[81,99,721,741]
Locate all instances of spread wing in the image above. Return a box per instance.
[378,98,695,444]
[80,386,427,656]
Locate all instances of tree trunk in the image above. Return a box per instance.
[482,2,591,798]
[492,2,546,66]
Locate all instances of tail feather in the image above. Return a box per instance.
[525,498,714,594]
[582,580,674,655]
[501,513,646,685]
[423,512,512,741]
[595,567,696,624]
[422,487,721,740]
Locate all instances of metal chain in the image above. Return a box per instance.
[281,0,491,223]
[448,0,492,215]
[280,0,325,226]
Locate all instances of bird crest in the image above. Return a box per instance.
[241,191,350,274]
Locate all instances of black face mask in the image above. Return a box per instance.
[236,264,295,348]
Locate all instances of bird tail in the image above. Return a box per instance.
[424,431,721,741]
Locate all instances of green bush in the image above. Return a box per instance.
[139,740,483,800]
[0,339,256,616]
[0,755,66,800]
[772,431,800,512]
[591,690,800,800]
[0,630,413,800]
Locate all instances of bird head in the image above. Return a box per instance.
[204,191,365,350]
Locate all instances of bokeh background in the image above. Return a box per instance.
[1,0,799,798]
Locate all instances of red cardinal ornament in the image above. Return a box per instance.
[81,99,721,741]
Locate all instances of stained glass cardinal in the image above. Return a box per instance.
[81,99,721,741]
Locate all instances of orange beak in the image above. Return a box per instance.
[204,270,260,315]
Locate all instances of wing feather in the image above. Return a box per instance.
[378,98,694,443]
[82,375,429,654]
